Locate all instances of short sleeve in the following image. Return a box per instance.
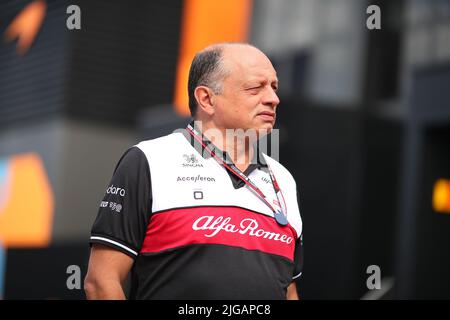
[293,234,303,280]
[89,146,152,259]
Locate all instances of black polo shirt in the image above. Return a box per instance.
[90,124,303,299]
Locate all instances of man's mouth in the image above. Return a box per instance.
[257,111,276,121]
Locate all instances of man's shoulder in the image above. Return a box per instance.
[261,153,297,187]
[134,131,185,153]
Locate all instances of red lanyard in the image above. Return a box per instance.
[186,124,288,225]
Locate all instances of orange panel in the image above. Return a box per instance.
[0,153,54,247]
[432,179,450,214]
[174,0,253,116]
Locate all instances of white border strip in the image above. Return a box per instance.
[90,236,138,256]
[292,272,302,280]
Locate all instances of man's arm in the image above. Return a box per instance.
[84,244,134,300]
[286,282,299,300]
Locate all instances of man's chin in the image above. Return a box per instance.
[255,124,274,138]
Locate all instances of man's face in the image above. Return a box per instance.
[212,46,280,134]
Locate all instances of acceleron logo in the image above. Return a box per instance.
[0,152,54,247]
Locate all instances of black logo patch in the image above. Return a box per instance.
[193,191,204,200]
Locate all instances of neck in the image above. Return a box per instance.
[194,119,254,171]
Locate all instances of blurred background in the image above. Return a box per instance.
[1,0,450,299]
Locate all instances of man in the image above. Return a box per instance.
[84,43,303,300]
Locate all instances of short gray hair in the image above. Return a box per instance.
[187,45,228,117]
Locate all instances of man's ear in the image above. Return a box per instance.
[194,86,215,116]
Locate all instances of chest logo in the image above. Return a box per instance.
[182,154,204,168]
[192,215,293,244]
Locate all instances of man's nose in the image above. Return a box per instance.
[262,87,280,108]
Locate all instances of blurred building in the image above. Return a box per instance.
[0,0,449,299]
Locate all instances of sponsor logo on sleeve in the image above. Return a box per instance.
[106,185,126,197]
[109,202,122,213]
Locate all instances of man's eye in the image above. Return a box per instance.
[247,88,261,95]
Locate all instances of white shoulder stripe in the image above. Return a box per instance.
[90,236,138,256]
[292,272,302,280]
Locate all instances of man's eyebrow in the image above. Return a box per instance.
[244,77,278,84]
[241,80,263,87]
